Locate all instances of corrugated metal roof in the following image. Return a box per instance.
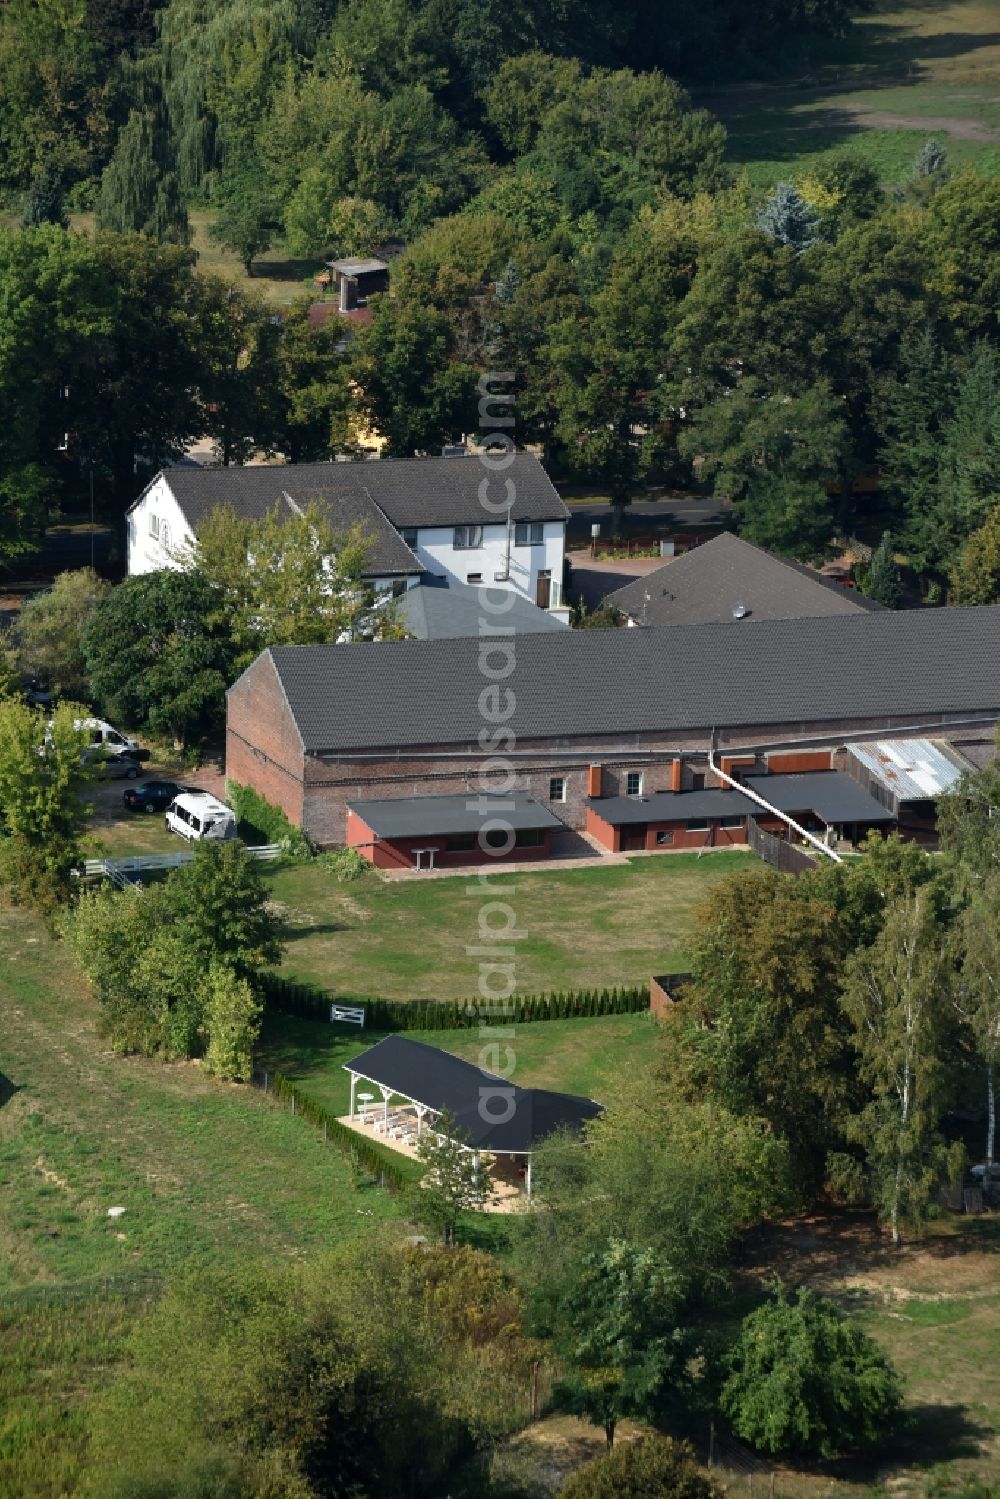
[847,738,968,801]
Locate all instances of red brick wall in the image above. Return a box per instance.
[225,656,306,826]
[347,809,552,868]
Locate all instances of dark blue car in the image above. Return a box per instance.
[123,779,181,813]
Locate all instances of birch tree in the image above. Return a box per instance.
[842,888,961,1244]
[956,878,1000,1175]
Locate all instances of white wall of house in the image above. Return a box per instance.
[127,476,193,574]
[402,519,565,608]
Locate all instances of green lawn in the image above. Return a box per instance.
[257,1010,658,1118]
[0,905,406,1294]
[704,0,1000,186]
[265,850,750,1002]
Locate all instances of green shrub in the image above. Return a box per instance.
[226,780,312,857]
[557,1436,720,1499]
[315,846,369,881]
[719,1286,903,1457]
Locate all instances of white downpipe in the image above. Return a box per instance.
[708,745,842,865]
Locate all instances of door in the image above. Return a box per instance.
[621,828,646,852]
[535,570,551,609]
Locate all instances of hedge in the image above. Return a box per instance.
[226,780,311,856]
[266,1070,411,1193]
[261,974,650,1030]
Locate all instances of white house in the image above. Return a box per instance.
[127,454,570,615]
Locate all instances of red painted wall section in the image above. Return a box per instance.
[347,811,552,868]
[766,750,833,773]
[586,807,620,851]
[585,807,747,853]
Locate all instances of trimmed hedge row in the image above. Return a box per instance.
[267,1070,411,1193]
[261,974,650,1030]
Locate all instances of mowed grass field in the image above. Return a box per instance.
[703,0,1000,186]
[0,904,406,1295]
[264,849,750,1001]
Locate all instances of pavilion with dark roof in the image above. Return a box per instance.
[344,1036,603,1197]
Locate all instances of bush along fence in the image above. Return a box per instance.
[260,974,651,1030]
[261,1070,412,1194]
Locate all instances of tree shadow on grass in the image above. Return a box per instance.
[0,1071,20,1109]
[281,921,348,944]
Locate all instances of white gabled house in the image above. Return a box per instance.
[127,454,570,615]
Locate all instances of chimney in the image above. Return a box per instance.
[670,759,682,793]
[588,764,603,798]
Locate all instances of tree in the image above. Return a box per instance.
[186,501,387,669]
[163,841,283,981]
[209,162,281,275]
[348,297,479,456]
[0,629,21,701]
[413,1111,495,1244]
[16,568,110,697]
[82,571,237,748]
[956,879,1000,1177]
[266,301,356,464]
[756,182,819,254]
[950,504,1000,604]
[720,1287,902,1458]
[860,531,902,608]
[680,379,846,557]
[0,699,90,911]
[914,138,948,181]
[203,962,262,1081]
[550,1239,690,1450]
[20,167,68,229]
[95,109,190,244]
[937,747,1000,883]
[842,887,962,1244]
[558,1436,720,1499]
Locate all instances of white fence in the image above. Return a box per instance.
[82,845,283,887]
[329,1004,366,1027]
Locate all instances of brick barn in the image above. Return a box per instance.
[225,606,1000,862]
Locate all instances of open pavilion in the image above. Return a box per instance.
[343,1036,603,1198]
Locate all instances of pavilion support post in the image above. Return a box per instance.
[526,1155,533,1200]
[350,1073,357,1120]
[415,1104,428,1136]
[379,1084,392,1131]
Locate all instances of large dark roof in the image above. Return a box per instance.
[344,1036,602,1153]
[606,533,881,626]
[248,606,1000,754]
[151,453,568,535]
[155,467,423,578]
[398,579,567,640]
[349,791,564,838]
[589,789,755,825]
[743,772,895,823]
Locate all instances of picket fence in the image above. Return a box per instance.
[83,844,282,887]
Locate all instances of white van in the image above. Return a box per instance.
[164,791,237,842]
[74,717,140,754]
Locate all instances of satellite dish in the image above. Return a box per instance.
[732,602,749,619]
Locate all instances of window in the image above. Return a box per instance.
[626,771,643,797]
[466,572,483,585]
[655,830,674,846]
[445,832,477,852]
[514,827,544,848]
[686,820,710,833]
[514,521,544,546]
[160,521,171,550]
[549,776,566,802]
[719,816,744,830]
[453,525,483,550]
[148,513,160,538]
[399,528,418,548]
[483,826,512,850]
[690,772,705,791]
[391,579,407,598]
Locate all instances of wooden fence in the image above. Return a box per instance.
[748,820,816,878]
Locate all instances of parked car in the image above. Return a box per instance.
[165,791,237,842]
[83,747,143,780]
[123,779,181,813]
[74,716,141,754]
